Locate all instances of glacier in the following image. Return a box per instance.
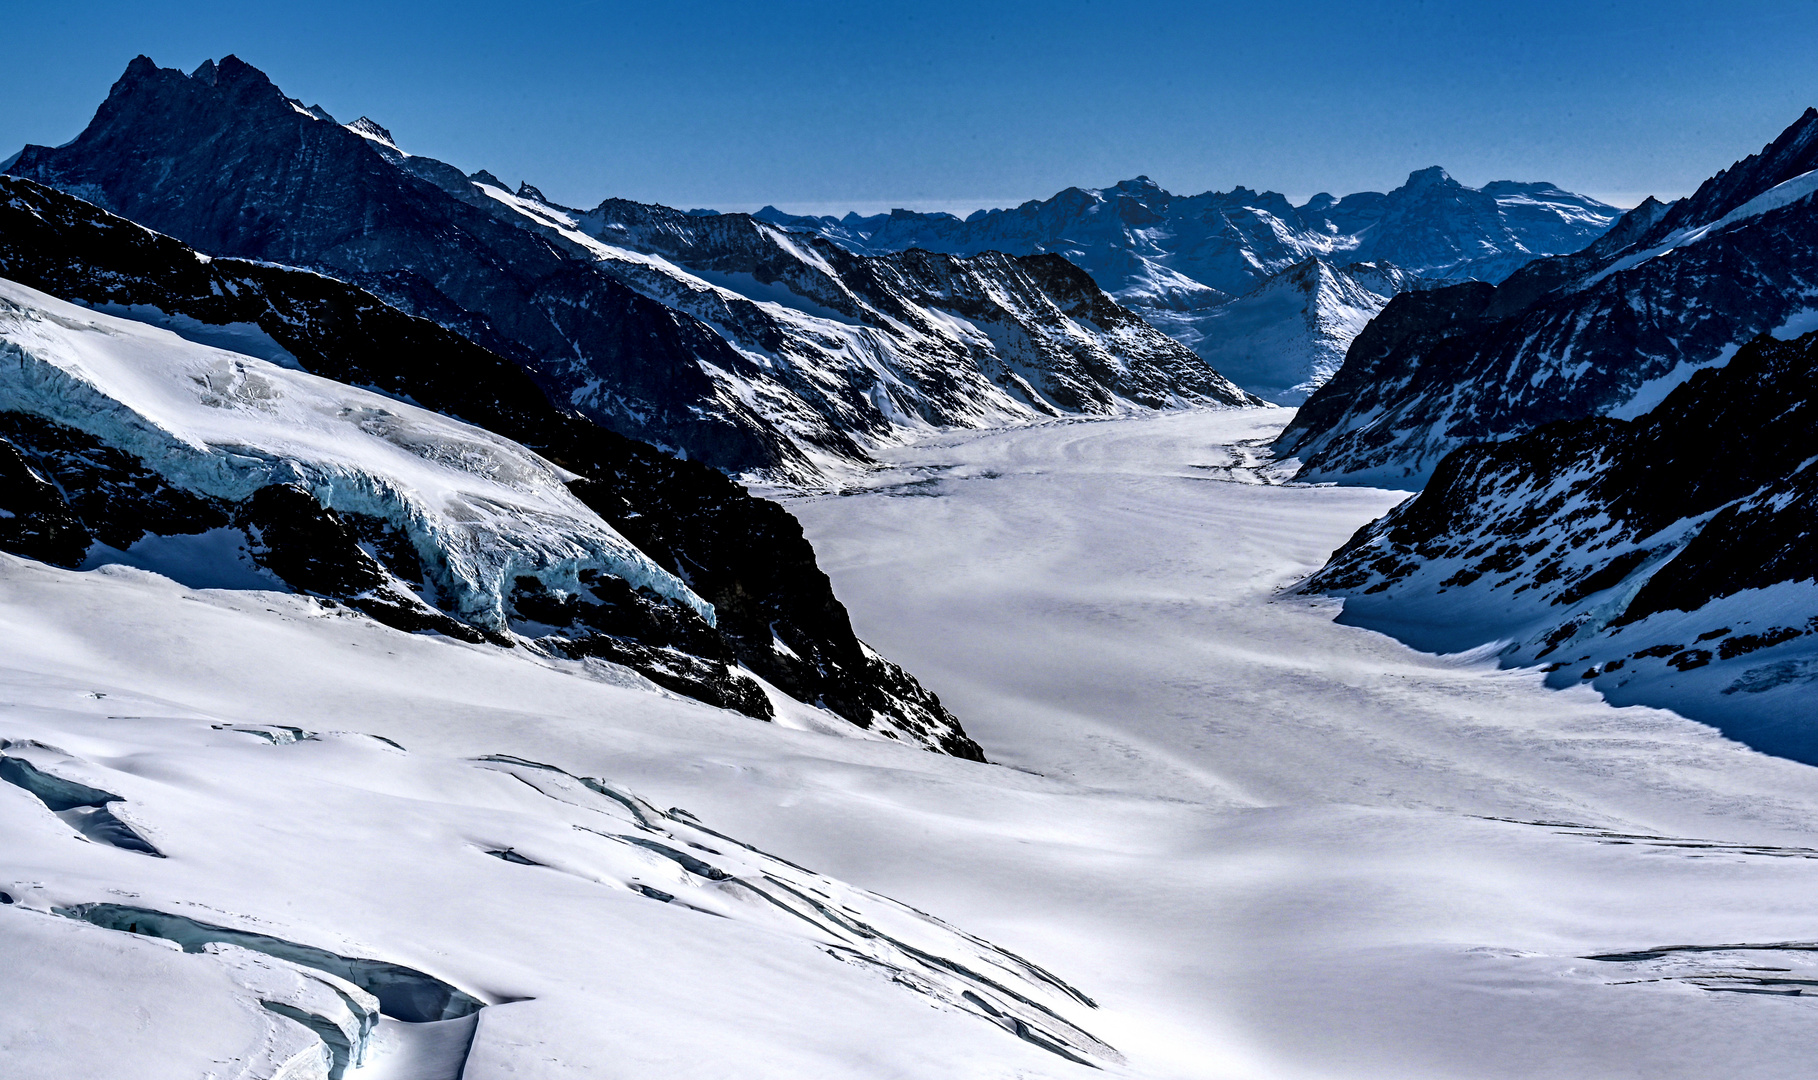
[0,277,710,628]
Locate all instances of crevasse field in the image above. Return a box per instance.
[8,407,1818,1079]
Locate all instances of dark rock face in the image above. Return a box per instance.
[1304,329,1818,762]
[0,435,90,567]
[7,56,1254,483]
[0,176,980,755]
[0,413,229,550]
[1278,109,1818,485]
[235,484,490,645]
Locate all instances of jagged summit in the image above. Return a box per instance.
[1629,105,1818,244]
[1401,165,1457,189]
[1110,175,1161,193]
[345,116,395,145]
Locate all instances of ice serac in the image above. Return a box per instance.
[0,279,704,629]
[4,56,1254,485]
[757,170,1618,402]
[0,177,983,756]
[1278,108,1818,485]
[1304,328,1818,762]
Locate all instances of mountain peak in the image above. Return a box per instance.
[346,116,394,145]
[213,55,277,91]
[1111,175,1162,193]
[122,54,159,81]
[1640,105,1818,241]
[1402,166,1457,190]
[517,182,548,204]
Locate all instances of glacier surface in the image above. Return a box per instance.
[9,410,1818,1077]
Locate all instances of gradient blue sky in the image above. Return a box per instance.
[4,1,1815,215]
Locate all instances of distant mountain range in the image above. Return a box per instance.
[3,56,1256,485]
[755,171,1620,402]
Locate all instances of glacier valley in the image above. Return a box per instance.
[7,409,1818,1078]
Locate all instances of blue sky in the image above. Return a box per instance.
[4,1,1815,215]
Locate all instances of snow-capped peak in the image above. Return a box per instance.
[344,116,398,149]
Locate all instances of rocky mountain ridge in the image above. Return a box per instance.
[0,174,982,757]
[1278,108,1818,484]
[1303,326,1818,762]
[5,56,1255,485]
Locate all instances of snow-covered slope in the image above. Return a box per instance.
[0,564,1113,1080]
[1166,259,1419,403]
[1279,107,1818,484]
[0,173,983,756]
[4,56,1256,486]
[1303,327,1818,761]
[757,171,1617,401]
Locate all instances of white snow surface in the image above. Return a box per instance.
[10,409,1818,1077]
[0,278,709,626]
